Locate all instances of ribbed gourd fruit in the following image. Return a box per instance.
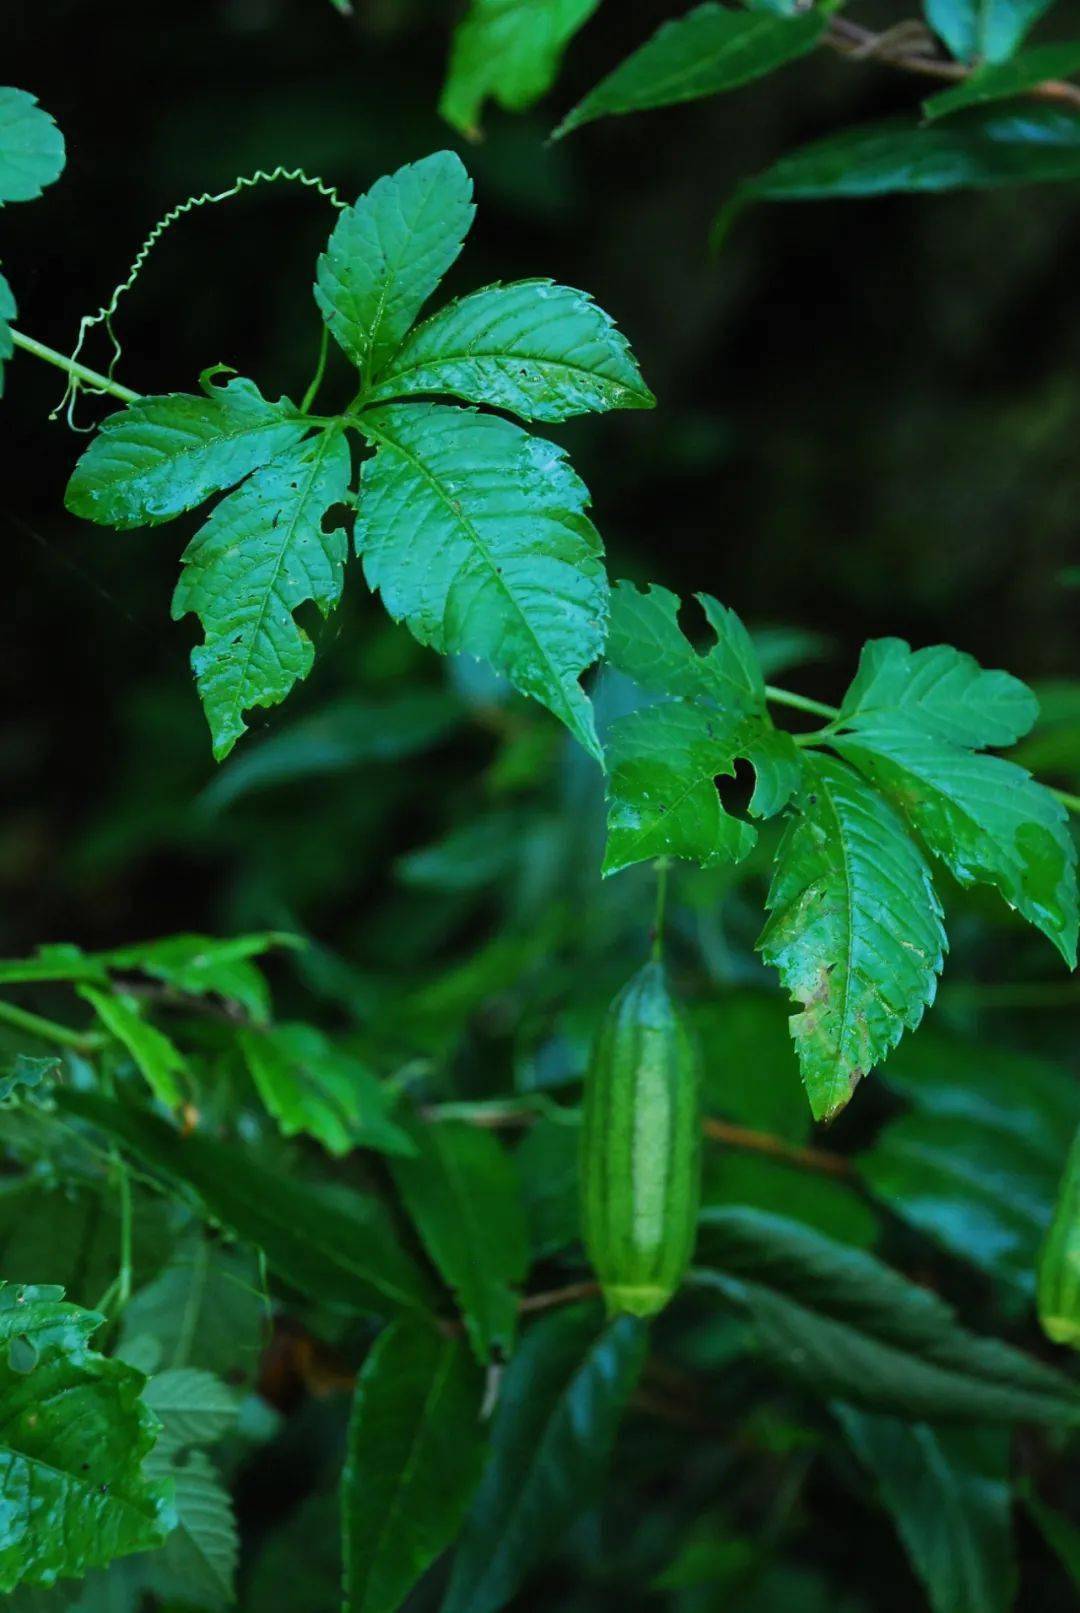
[1038,1121,1080,1349]
[581,959,701,1318]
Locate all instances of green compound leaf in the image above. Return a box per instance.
[835,1410,1016,1613]
[837,637,1039,749]
[0,87,65,205]
[924,41,1080,120]
[607,581,766,714]
[1024,1485,1080,1591]
[441,0,601,136]
[315,152,475,383]
[602,701,759,876]
[602,582,802,875]
[0,1282,173,1594]
[924,0,1056,64]
[171,428,351,759]
[368,279,654,422]
[238,1021,415,1158]
[57,1091,434,1320]
[758,753,946,1121]
[0,268,16,398]
[343,1321,485,1613]
[717,106,1080,239]
[442,1306,647,1613]
[389,1116,529,1363]
[65,377,310,530]
[357,402,608,761]
[834,718,1078,966]
[78,986,188,1110]
[693,1207,1080,1423]
[553,3,830,138]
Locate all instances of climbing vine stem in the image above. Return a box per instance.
[10,328,140,406]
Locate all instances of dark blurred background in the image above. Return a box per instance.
[4,0,1079,962]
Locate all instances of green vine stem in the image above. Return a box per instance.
[0,996,102,1053]
[10,328,140,406]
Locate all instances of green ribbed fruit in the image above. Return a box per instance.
[1038,1121,1080,1349]
[580,959,701,1319]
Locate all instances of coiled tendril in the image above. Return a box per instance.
[60,167,346,427]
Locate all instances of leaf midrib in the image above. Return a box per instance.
[225,427,343,737]
[350,1334,458,1606]
[360,412,584,742]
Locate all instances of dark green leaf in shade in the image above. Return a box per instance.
[56,1091,433,1319]
[925,42,1080,120]
[864,1032,1080,1288]
[441,1305,647,1613]
[441,0,601,136]
[389,1115,529,1361]
[117,1230,267,1382]
[554,3,830,138]
[716,107,1080,243]
[199,690,462,813]
[835,1408,1016,1613]
[1023,1484,1080,1591]
[0,1180,171,1314]
[343,1321,485,1613]
[862,1113,1059,1292]
[693,1207,1080,1423]
[515,1114,581,1259]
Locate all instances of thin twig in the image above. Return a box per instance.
[824,16,1080,108]
[703,1116,854,1179]
[9,328,140,404]
[518,1280,600,1314]
[0,997,101,1054]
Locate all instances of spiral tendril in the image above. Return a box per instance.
[58,167,346,428]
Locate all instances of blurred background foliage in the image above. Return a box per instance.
[3,2,1080,1610]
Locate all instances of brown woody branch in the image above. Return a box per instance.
[824,15,1080,109]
